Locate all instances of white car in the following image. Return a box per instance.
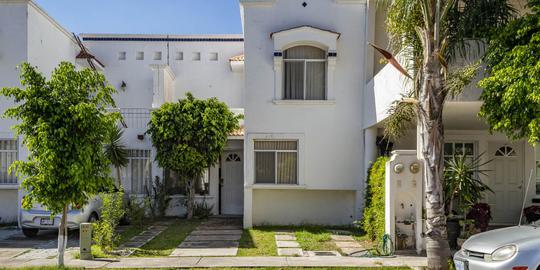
[19,196,102,237]
[454,223,540,270]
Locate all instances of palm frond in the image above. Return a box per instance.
[104,126,129,168]
[383,98,417,141]
[444,61,481,98]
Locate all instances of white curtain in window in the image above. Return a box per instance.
[284,46,326,100]
[127,150,152,194]
[0,140,17,184]
[306,62,326,100]
[255,152,275,184]
[284,62,304,99]
[277,152,297,184]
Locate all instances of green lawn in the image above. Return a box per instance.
[238,226,367,255]
[294,227,336,251]
[237,228,278,256]
[2,267,411,270]
[130,218,200,257]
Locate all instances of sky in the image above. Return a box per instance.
[34,0,243,35]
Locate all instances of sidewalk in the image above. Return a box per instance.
[0,255,428,269]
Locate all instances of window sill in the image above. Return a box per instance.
[0,184,18,190]
[248,184,307,190]
[272,100,336,106]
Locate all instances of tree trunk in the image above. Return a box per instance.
[116,167,122,188]
[418,51,451,269]
[186,178,195,219]
[57,204,68,266]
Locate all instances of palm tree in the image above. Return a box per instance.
[374,1,514,269]
[104,126,129,187]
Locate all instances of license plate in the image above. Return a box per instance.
[40,218,54,225]
[454,259,468,270]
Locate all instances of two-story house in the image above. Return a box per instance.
[0,0,538,231]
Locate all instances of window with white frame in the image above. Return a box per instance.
[444,142,475,164]
[0,140,17,185]
[283,46,326,100]
[254,140,298,184]
[126,149,152,194]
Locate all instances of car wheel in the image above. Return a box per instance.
[22,228,39,238]
[88,212,99,223]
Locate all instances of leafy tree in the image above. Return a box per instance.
[147,93,241,219]
[377,1,514,268]
[104,126,129,187]
[480,0,540,145]
[1,62,118,266]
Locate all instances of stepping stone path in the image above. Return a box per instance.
[170,217,242,257]
[331,234,365,256]
[119,224,169,250]
[275,231,303,256]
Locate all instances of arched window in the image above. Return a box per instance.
[283,46,327,100]
[495,146,516,157]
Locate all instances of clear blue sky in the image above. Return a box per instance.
[34,0,243,35]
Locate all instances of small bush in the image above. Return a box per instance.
[93,190,125,252]
[145,176,171,218]
[126,197,149,228]
[193,199,213,219]
[362,156,388,242]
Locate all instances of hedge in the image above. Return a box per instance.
[362,156,388,242]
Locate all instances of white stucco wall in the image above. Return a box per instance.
[0,0,78,224]
[80,35,245,109]
[242,0,367,226]
[252,189,355,225]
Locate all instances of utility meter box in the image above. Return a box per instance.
[80,222,93,260]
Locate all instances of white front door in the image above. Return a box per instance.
[487,141,524,225]
[221,151,244,215]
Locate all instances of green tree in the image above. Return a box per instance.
[1,62,119,266]
[378,1,514,268]
[479,0,540,145]
[104,126,129,187]
[147,93,241,219]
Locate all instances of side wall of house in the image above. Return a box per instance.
[242,0,367,226]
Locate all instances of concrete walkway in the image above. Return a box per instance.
[0,255,428,268]
[170,217,242,257]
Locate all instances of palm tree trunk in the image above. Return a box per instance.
[418,50,451,269]
[116,167,122,188]
[57,204,68,266]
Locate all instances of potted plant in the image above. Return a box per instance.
[467,203,492,232]
[444,153,493,249]
[523,205,540,224]
[457,219,477,247]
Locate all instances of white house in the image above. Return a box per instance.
[0,0,538,238]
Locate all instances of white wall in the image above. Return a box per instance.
[26,2,77,77]
[80,35,245,109]
[242,0,367,226]
[252,189,355,225]
[0,0,78,224]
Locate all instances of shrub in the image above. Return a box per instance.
[466,203,491,231]
[145,176,171,218]
[192,199,214,219]
[92,190,125,252]
[126,197,149,228]
[362,156,388,242]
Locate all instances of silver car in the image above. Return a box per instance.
[454,223,540,270]
[19,196,102,237]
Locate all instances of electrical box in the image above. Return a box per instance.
[80,222,93,260]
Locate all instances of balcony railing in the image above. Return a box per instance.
[109,108,151,129]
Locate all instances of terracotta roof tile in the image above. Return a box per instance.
[230,125,244,136]
[229,54,245,62]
